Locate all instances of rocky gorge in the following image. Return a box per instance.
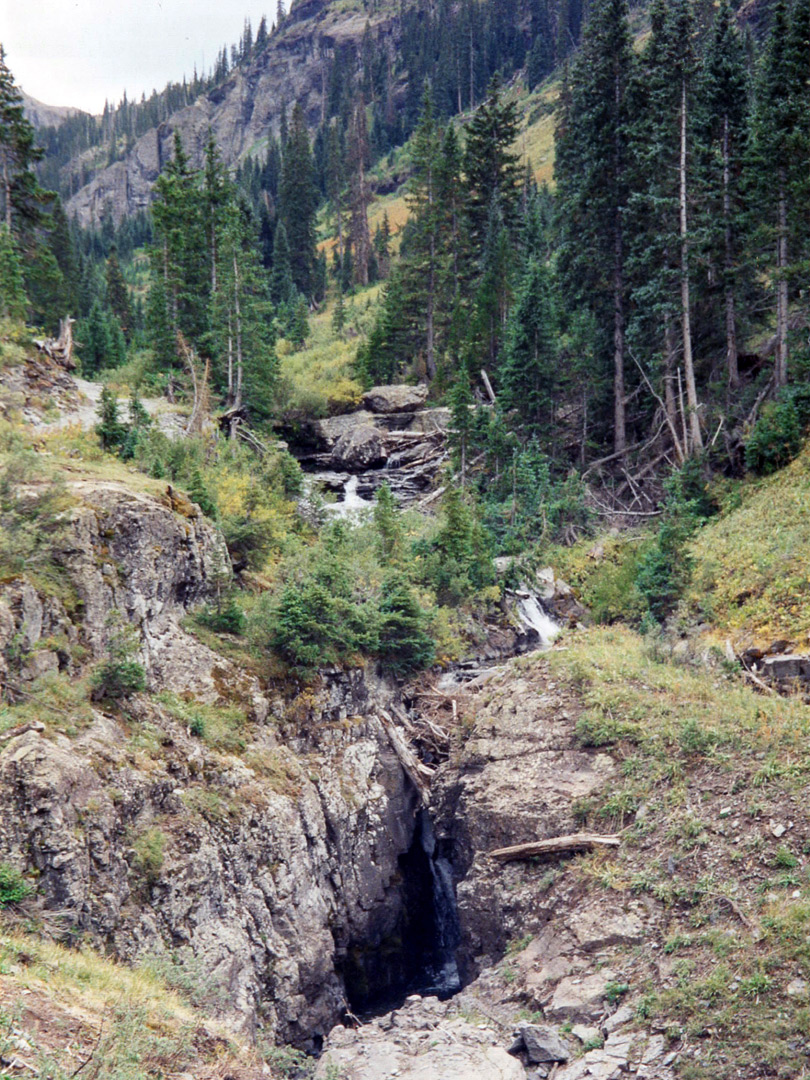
[3,363,808,1080]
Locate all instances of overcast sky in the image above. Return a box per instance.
[3,0,276,115]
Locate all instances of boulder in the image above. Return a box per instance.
[316,1001,525,1080]
[567,905,645,953]
[308,410,377,450]
[511,1023,571,1064]
[546,970,619,1023]
[362,384,429,414]
[332,424,387,470]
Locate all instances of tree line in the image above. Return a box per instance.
[363,0,810,479]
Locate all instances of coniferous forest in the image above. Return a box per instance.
[1,0,810,652]
[7,5,810,1076]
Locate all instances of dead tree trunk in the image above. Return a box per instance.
[680,78,702,454]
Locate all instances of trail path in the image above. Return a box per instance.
[30,377,185,437]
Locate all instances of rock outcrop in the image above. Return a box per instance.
[361,385,429,414]
[65,1,403,225]
[0,697,421,1046]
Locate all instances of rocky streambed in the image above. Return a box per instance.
[291,384,452,509]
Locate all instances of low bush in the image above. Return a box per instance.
[0,862,32,906]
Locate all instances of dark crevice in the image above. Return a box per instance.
[337,810,461,1016]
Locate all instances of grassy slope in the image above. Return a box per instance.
[688,447,810,646]
[482,626,810,1079]
[0,931,274,1079]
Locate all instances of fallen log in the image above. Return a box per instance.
[488,833,621,862]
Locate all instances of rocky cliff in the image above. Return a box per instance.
[0,470,437,1047]
[65,0,400,226]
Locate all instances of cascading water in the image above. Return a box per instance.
[417,811,461,998]
[514,591,560,647]
[338,809,461,1015]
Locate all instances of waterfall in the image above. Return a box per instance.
[418,812,461,998]
[515,592,559,648]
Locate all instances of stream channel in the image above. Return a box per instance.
[289,404,560,1016]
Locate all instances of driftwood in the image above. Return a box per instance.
[488,833,621,863]
[35,315,75,369]
[379,710,434,807]
[177,333,211,436]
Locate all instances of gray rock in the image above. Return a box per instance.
[309,410,376,450]
[568,905,645,952]
[546,970,619,1023]
[316,1002,525,1080]
[331,423,387,470]
[571,1025,602,1045]
[602,1004,634,1034]
[362,384,429,414]
[515,1023,571,1063]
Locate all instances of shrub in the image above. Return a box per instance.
[92,613,147,701]
[131,828,167,885]
[745,393,805,476]
[0,862,32,906]
[197,598,246,635]
[376,574,435,676]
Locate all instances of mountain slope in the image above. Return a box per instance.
[65,0,399,226]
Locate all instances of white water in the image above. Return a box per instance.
[321,475,373,519]
[515,593,560,647]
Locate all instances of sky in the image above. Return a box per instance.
[2,0,277,115]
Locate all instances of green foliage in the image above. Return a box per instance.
[95,386,128,451]
[0,227,27,320]
[0,450,74,593]
[415,486,495,604]
[0,863,32,907]
[635,460,717,624]
[745,393,805,476]
[376,573,435,676]
[373,481,403,564]
[131,828,167,885]
[196,597,246,636]
[92,613,147,701]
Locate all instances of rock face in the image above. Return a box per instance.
[331,423,387,469]
[65,1,403,225]
[0,701,421,1046]
[432,659,617,978]
[362,385,429,414]
[0,478,427,1045]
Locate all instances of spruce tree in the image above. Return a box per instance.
[106,247,131,338]
[279,103,318,297]
[463,75,521,247]
[697,0,749,389]
[0,226,26,320]
[500,257,558,439]
[0,47,48,237]
[555,0,635,457]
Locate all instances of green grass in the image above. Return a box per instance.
[688,444,810,643]
[539,625,810,1077]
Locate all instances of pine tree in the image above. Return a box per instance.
[151,132,207,355]
[555,0,635,457]
[751,0,810,387]
[463,75,522,247]
[500,257,558,438]
[82,300,112,375]
[628,0,703,456]
[348,97,372,287]
[105,246,131,338]
[279,103,318,297]
[405,85,443,379]
[269,220,295,305]
[0,47,48,237]
[0,226,26,319]
[697,0,749,389]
